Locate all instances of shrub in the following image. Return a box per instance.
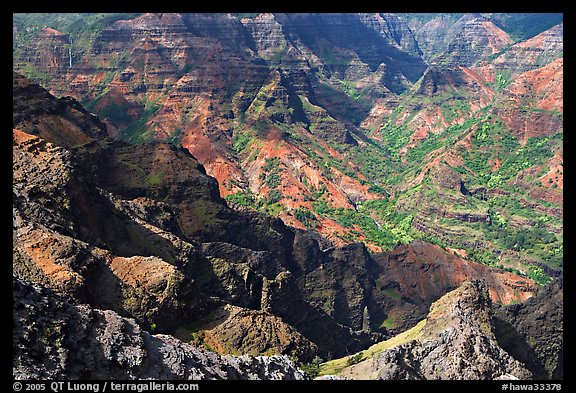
[299,356,324,378]
[294,207,317,228]
[267,189,284,204]
[346,352,364,366]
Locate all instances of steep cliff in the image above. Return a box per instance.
[11,13,426,246]
[492,23,563,72]
[322,281,532,380]
[13,276,307,380]
[366,240,536,334]
[436,13,512,66]
[12,12,563,378]
[13,72,538,367]
[493,279,563,380]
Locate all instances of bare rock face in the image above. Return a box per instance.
[493,279,563,380]
[182,304,318,362]
[436,14,512,66]
[412,14,453,62]
[369,240,537,335]
[12,72,543,374]
[340,280,532,380]
[13,276,308,380]
[493,23,563,72]
[358,13,422,58]
[240,13,291,59]
[493,56,563,146]
[12,72,107,147]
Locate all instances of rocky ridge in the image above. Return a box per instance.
[12,14,563,271]
[13,72,538,370]
[493,279,563,379]
[13,276,307,380]
[334,280,533,380]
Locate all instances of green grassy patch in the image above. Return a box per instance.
[145,171,164,186]
[380,316,396,329]
[319,319,427,376]
[120,97,162,144]
[382,287,401,300]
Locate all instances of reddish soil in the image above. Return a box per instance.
[382,241,537,305]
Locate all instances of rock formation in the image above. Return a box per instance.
[12,12,563,379]
[337,280,532,380]
[13,72,537,367]
[13,276,308,380]
[493,279,563,380]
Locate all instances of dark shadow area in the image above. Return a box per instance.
[492,315,548,379]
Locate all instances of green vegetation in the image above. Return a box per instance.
[311,197,414,249]
[319,319,427,376]
[439,98,470,123]
[145,171,164,186]
[345,352,364,366]
[299,356,324,379]
[312,78,372,126]
[493,70,512,92]
[298,88,563,278]
[382,287,402,300]
[527,266,553,286]
[245,76,294,123]
[17,63,52,86]
[337,85,562,278]
[120,97,162,144]
[380,316,395,329]
[232,127,258,153]
[13,13,142,68]
[294,207,317,228]
[174,323,217,353]
[267,189,284,204]
[260,157,282,189]
[96,101,132,124]
[168,127,185,146]
[225,191,256,206]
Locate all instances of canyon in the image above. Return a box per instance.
[12,13,563,380]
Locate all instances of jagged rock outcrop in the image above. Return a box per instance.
[411,14,453,62]
[492,23,563,72]
[12,71,107,147]
[358,13,422,58]
[13,72,539,367]
[493,279,563,380]
[181,304,318,361]
[368,240,537,334]
[13,276,308,380]
[339,280,532,380]
[429,14,512,67]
